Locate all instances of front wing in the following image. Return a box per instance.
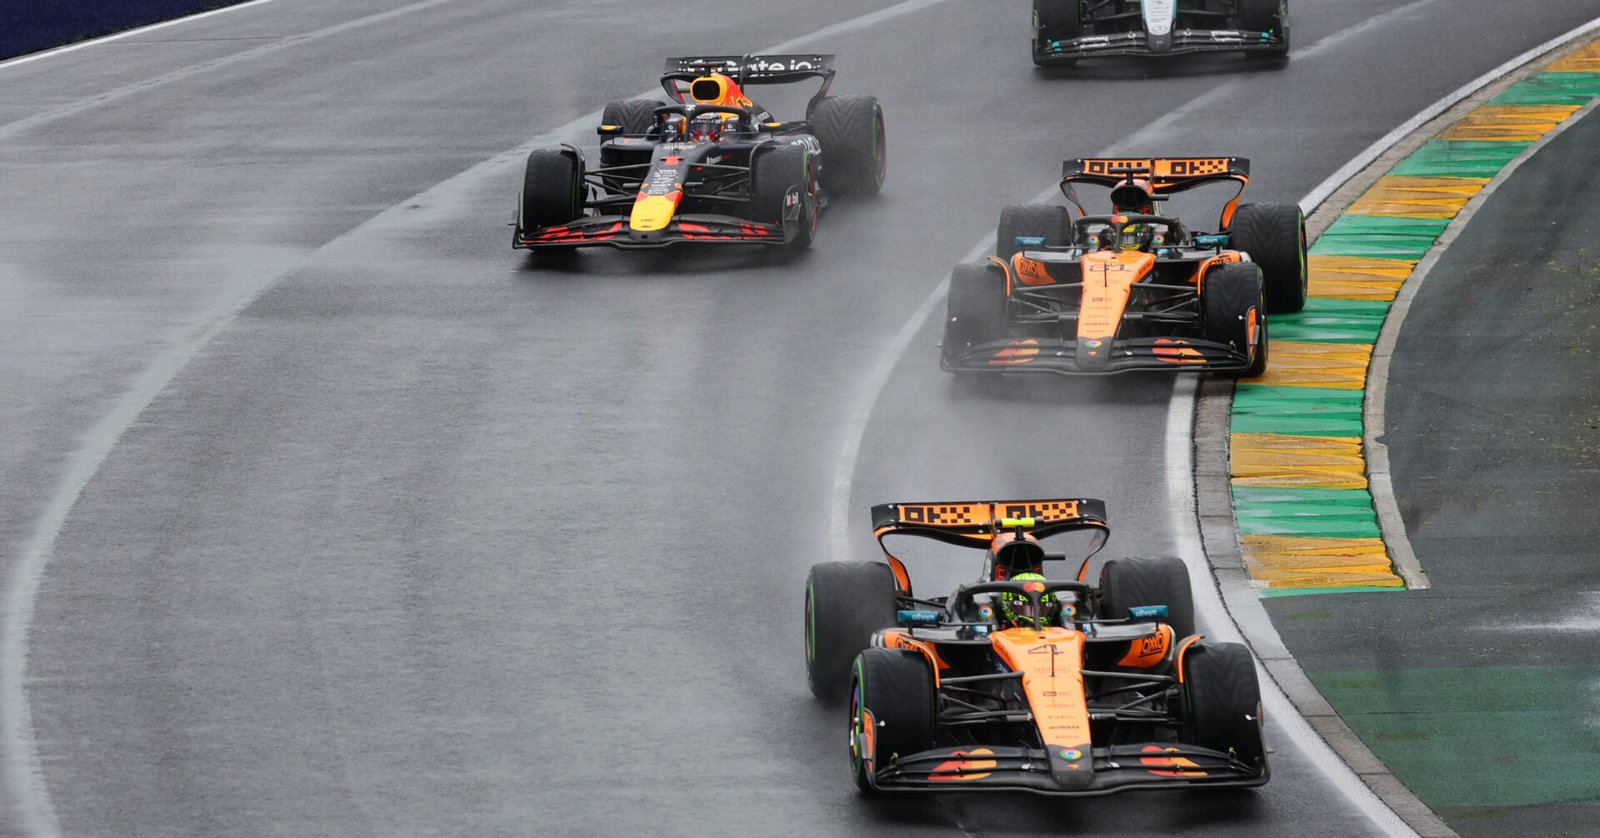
[941,336,1255,376]
[1036,29,1287,62]
[870,743,1267,795]
[514,213,786,250]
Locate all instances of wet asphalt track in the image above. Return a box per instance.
[3,0,1600,834]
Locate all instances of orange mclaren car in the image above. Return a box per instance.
[940,157,1306,377]
[805,498,1269,795]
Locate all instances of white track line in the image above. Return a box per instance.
[0,0,276,71]
[0,2,967,835]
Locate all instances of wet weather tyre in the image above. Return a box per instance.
[806,562,898,702]
[1098,556,1196,639]
[996,204,1069,260]
[1035,0,1080,37]
[1230,202,1306,313]
[810,95,887,197]
[1033,0,1080,66]
[518,148,583,234]
[598,98,664,167]
[850,649,936,793]
[942,262,1007,369]
[1182,642,1266,768]
[1240,0,1290,59]
[754,144,816,252]
[601,98,663,135]
[1203,261,1269,378]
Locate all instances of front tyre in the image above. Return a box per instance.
[1203,261,1269,378]
[809,95,887,197]
[517,148,584,243]
[806,562,898,702]
[754,144,817,252]
[1240,0,1290,60]
[850,649,936,793]
[1035,0,1081,39]
[1181,642,1267,769]
[942,262,1007,369]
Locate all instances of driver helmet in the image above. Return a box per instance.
[1110,178,1154,215]
[687,112,726,142]
[1118,222,1155,252]
[999,573,1061,630]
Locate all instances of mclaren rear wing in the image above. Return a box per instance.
[1060,157,1250,227]
[872,498,1107,544]
[870,499,1109,595]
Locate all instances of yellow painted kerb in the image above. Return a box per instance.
[1231,433,1368,489]
[1345,176,1489,218]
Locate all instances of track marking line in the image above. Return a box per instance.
[0,2,968,834]
[0,0,277,70]
[0,0,460,142]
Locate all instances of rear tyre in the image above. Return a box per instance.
[1230,202,1306,313]
[1098,556,1196,639]
[598,98,665,167]
[1202,261,1269,378]
[809,95,887,197]
[942,262,1008,369]
[753,144,817,252]
[850,648,936,793]
[1182,642,1267,768]
[996,204,1069,260]
[806,562,898,702]
[517,148,584,241]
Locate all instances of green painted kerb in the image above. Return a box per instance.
[1232,385,1364,437]
[1388,139,1533,178]
[1232,486,1380,538]
[1311,215,1452,260]
[1491,72,1600,105]
[1309,665,1600,808]
[1269,298,1389,345]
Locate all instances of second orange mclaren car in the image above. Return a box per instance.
[940,157,1306,377]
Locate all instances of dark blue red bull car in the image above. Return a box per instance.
[513,54,886,253]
